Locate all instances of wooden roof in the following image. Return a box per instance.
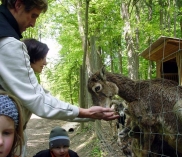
[139,36,182,62]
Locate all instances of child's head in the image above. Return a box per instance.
[0,90,24,157]
[49,126,70,157]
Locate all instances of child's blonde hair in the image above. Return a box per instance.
[0,90,24,157]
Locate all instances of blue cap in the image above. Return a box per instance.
[0,95,19,127]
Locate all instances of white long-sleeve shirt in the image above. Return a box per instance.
[0,37,92,127]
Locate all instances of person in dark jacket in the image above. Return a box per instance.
[33,126,79,157]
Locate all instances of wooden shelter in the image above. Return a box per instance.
[140,36,182,85]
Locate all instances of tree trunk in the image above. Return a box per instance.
[176,0,182,38]
[118,47,123,74]
[77,0,90,129]
[145,0,154,79]
[120,1,138,80]
[134,0,140,79]
[159,0,164,31]
[89,36,102,73]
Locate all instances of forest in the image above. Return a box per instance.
[3,0,182,107]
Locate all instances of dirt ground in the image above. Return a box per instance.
[26,114,101,157]
[26,114,125,157]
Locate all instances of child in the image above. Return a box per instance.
[0,90,24,157]
[33,126,79,157]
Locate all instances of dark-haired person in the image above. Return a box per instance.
[0,0,119,156]
[22,38,49,83]
[23,38,48,74]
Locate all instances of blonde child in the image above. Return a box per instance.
[0,90,24,157]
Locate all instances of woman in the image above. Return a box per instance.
[22,38,49,82]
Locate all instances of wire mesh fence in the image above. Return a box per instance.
[94,120,127,157]
[87,37,182,157]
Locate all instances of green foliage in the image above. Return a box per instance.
[45,60,81,105]
[44,1,83,104]
[90,144,102,157]
[88,0,123,72]
[19,0,182,102]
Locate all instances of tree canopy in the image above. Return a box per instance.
[21,0,182,105]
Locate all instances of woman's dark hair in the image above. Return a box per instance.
[1,0,48,13]
[22,38,49,63]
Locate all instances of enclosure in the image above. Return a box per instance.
[1,0,181,156]
[140,36,182,85]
